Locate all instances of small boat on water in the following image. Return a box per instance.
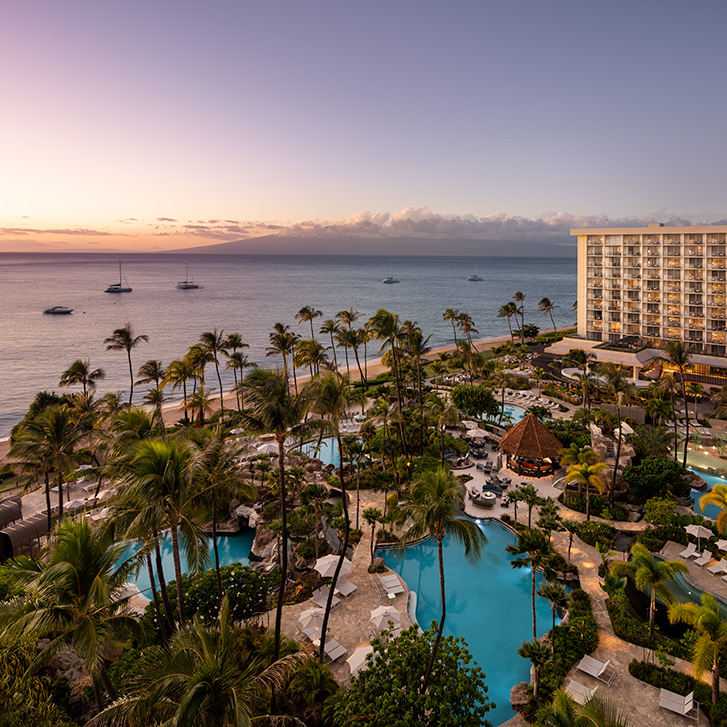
[43,305,73,315]
[382,263,400,284]
[176,263,200,290]
[105,261,132,293]
[467,262,483,282]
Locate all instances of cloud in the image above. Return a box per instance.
[0,226,114,237]
[156,216,177,222]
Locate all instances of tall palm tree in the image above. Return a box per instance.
[656,373,681,463]
[442,308,460,346]
[337,308,367,385]
[507,529,553,640]
[669,592,727,704]
[402,325,432,453]
[59,359,105,397]
[645,397,672,428]
[104,323,149,406]
[164,357,196,423]
[565,461,609,521]
[457,311,479,354]
[227,352,251,411]
[538,581,568,656]
[320,318,341,370]
[537,689,632,727]
[513,291,526,343]
[611,542,687,640]
[564,348,595,409]
[342,438,367,529]
[186,385,214,427]
[185,344,212,395]
[660,340,692,469]
[297,305,323,340]
[199,329,229,411]
[238,367,312,662]
[224,333,249,409]
[538,297,560,335]
[425,393,460,465]
[121,439,209,626]
[306,371,354,660]
[517,638,552,705]
[295,338,329,377]
[300,484,330,560]
[0,518,142,705]
[90,597,306,726]
[266,323,297,390]
[400,467,487,693]
[136,359,166,389]
[362,507,382,569]
[497,303,515,341]
[686,381,704,422]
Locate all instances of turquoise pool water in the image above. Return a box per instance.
[689,468,724,521]
[118,529,254,598]
[302,437,340,466]
[380,520,563,726]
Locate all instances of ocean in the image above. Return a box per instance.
[0,252,576,436]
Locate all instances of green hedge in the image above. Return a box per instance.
[629,660,727,726]
[574,520,615,548]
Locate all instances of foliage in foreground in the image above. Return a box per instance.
[333,623,492,727]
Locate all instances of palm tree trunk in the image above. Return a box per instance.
[356,470,361,531]
[417,360,424,454]
[649,592,656,640]
[611,407,622,508]
[127,349,134,406]
[146,551,167,643]
[421,536,446,693]
[450,321,458,346]
[320,432,350,660]
[681,378,690,470]
[352,345,365,387]
[549,310,557,334]
[506,314,513,341]
[57,470,64,518]
[551,607,557,656]
[212,497,222,600]
[98,662,118,702]
[389,341,409,460]
[154,536,175,632]
[329,333,338,370]
[44,472,52,530]
[182,379,189,422]
[713,653,720,704]
[370,523,375,567]
[170,522,186,625]
[273,435,288,663]
[531,568,537,640]
[586,488,591,521]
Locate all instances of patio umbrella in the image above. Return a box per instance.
[298,608,325,630]
[369,605,401,630]
[468,428,489,439]
[686,523,713,549]
[65,498,88,511]
[716,539,727,551]
[314,554,353,579]
[347,645,374,676]
[257,442,279,455]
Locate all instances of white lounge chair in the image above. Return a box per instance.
[322,638,348,663]
[694,551,713,568]
[335,577,359,598]
[311,587,341,610]
[659,688,699,722]
[565,679,597,705]
[377,573,405,597]
[678,543,700,560]
[576,655,616,685]
[707,558,727,575]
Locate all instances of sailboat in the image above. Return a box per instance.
[467,262,483,282]
[176,262,200,289]
[105,261,132,293]
[381,262,400,284]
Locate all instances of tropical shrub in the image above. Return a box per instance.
[623,456,692,500]
[574,521,615,548]
[450,384,499,419]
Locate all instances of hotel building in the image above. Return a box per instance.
[550,223,727,386]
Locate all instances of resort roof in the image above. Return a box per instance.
[0,495,22,530]
[499,413,562,460]
[0,513,49,560]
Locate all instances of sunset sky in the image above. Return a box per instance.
[2,1,726,253]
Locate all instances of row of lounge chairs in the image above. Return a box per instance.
[679,543,727,580]
[573,653,699,721]
[507,391,561,409]
[371,573,405,599]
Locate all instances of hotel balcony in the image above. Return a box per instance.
[626,292,640,301]
[609,322,622,333]
[709,332,727,344]
[665,329,681,341]
[685,245,704,255]
[712,283,727,294]
[646,303,661,314]
[645,315,661,326]
[708,344,726,356]
[645,327,661,338]
[666,305,680,315]
[646,282,661,291]
[666,294,682,304]
[627,314,641,323]
[708,309,727,321]
[686,259,704,269]
[666,259,682,268]
[685,271,704,281]
[709,260,726,270]
[710,271,727,282]
[664,317,681,328]
[685,282,703,293]
[624,324,641,335]
[709,246,726,256]
[687,320,705,330]
[708,295,727,306]
[709,321,727,332]
[645,293,661,302]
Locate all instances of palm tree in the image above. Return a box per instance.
[402,325,432,453]
[185,343,212,394]
[186,385,214,427]
[537,689,632,727]
[425,393,460,465]
[686,381,704,422]
[295,338,329,376]
[660,340,692,469]
[565,461,609,521]
[700,483,727,533]
[300,484,330,559]
[599,364,633,507]
[136,359,165,389]
[337,309,367,385]
[611,542,687,640]
[224,333,249,409]
[320,318,341,370]
[507,529,553,640]
[104,323,149,406]
[513,291,526,343]
[442,308,460,346]
[10,404,81,519]
[342,438,367,529]
[563,348,595,409]
[238,367,312,662]
[121,439,208,626]
[517,638,552,705]
[457,312,479,354]
[0,518,141,705]
[712,385,727,420]
[227,352,251,411]
[669,592,727,704]
[520,483,543,528]
[532,366,546,396]
[538,297,560,335]
[362,507,382,569]
[306,371,354,660]
[90,596,306,726]
[297,305,323,340]
[538,581,568,656]
[645,397,672,428]
[266,323,297,391]
[164,357,196,423]
[497,303,516,341]
[400,467,487,693]
[59,359,105,396]
[631,424,674,459]
[199,329,229,411]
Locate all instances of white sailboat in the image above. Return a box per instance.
[381,262,400,284]
[105,261,132,293]
[176,262,200,289]
[467,262,483,282]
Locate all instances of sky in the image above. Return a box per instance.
[1,0,726,253]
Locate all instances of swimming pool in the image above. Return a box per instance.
[380,519,563,725]
[118,529,254,597]
[689,468,724,521]
[301,437,340,466]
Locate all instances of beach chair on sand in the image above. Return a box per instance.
[694,551,713,568]
[679,543,700,560]
[576,655,616,685]
[659,689,699,722]
[565,679,597,705]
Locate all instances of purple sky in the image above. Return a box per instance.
[1,1,726,251]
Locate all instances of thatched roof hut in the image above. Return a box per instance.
[0,513,49,561]
[0,495,22,530]
[499,413,562,477]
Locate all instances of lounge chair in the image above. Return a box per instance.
[335,577,359,598]
[484,461,493,473]
[576,655,616,685]
[377,574,405,596]
[311,587,341,610]
[565,679,597,705]
[323,638,348,663]
[694,551,713,568]
[707,558,727,575]
[678,543,700,560]
[659,688,699,722]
